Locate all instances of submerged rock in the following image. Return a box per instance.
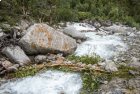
[19,23,77,55]
[2,46,31,66]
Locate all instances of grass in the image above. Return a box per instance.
[2,62,140,93]
[67,54,101,65]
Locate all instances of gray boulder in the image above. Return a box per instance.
[2,46,31,66]
[19,23,77,55]
[63,26,87,40]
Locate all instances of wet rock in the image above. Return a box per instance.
[93,21,101,29]
[2,46,31,66]
[63,25,87,40]
[34,55,47,63]
[19,23,77,55]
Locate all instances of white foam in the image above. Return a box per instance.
[71,23,127,59]
[0,70,82,94]
[67,23,96,31]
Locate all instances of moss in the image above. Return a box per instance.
[67,54,101,65]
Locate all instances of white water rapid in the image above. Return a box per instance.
[0,70,82,94]
[69,23,127,59]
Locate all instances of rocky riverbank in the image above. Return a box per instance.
[0,20,140,94]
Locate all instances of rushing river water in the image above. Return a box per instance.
[0,70,82,94]
[0,23,128,94]
[69,23,127,60]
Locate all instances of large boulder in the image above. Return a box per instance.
[2,46,31,66]
[19,23,77,54]
[63,26,87,40]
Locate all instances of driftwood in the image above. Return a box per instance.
[35,63,104,72]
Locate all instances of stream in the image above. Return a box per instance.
[0,23,129,94]
[0,70,82,94]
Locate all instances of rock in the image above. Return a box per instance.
[93,21,101,29]
[63,26,87,40]
[0,60,13,70]
[128,77,140,89]
[2,46,31,66]
[19,20,31,30]
[97,78,131,94]
[101,20,112,27]
[129,70,139,76]
[19,23,77,55]
[34,55,47,63]
[102,24,130,33]
[0,32,5,37]
[104,61,118,72]
[128,57,140,69]
[47,54,56,61]
[0,28,2,32]
[6,64,19,72]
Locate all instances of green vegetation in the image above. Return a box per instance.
[0,0,140,28]
[67,54,100,64]
[8,66,39,78]
[4,63,139,93]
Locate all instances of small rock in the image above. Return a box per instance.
[81,64,86,67]
[34,55,47,63]
[77,62,82,66]
[87,64,92,68]
[47,54,56,61]
[0,28,2,32]
[2,46,31,66]
[1,60,13,70]
[76,39,82,44]
[19,20,31,30]
[0,32,5,37]
[7,65,19,72]
[0,70,6,75]
[129,57,140,69]
[129,70,139,76]
[104,61,118,72]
